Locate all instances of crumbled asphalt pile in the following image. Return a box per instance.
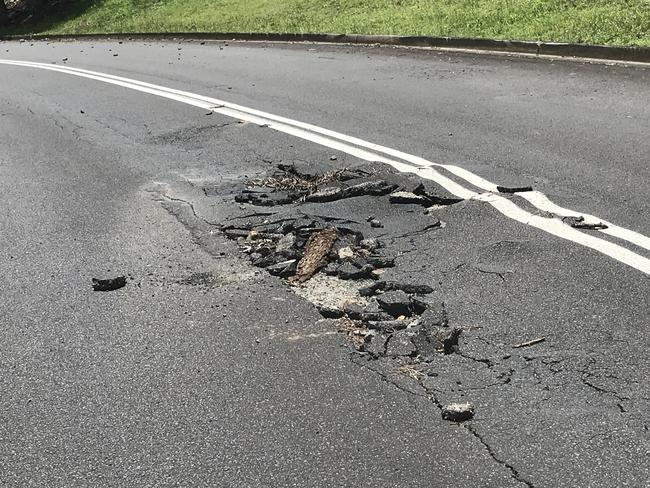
[222,163,465,364]
[92,276,127,292]
[222,214,393,284]
[232,163,461,208]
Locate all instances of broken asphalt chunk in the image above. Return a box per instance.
[317,306,345,319]
[305,187,343,203]
[266,260,298,278]
[562,216,608,230]
[337,262,374,280]
[441,402,475,422]
[366,256,395,268]
[366,320,411,332]
[342,180,397,198]
[389,191,430,205]
[92,276,127,292]
[376,290,412,317]
[360,238,381,251]
[496,185,533,194]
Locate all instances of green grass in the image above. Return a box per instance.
[3,0,650,47]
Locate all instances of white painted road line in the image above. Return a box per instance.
[1,59,649,275]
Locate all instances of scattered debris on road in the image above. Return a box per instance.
[92,276,127,292]
[512,337,546,349]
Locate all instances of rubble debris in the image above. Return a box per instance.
[376,290,412,317]
[337,262,375,280]
[317,306,345,319]
[305,187,343,203]
[92,276,127,292]
[338,246,355,261]
[366,318,412,331]
[562,216,608,230]
[360,238,381,251]
[235,190,297,206]
[359,281,434,297]
[496,185,533,194]
[366,256,395,268]
[412,183,463,205]
[389,191,429,205]
[342,180,397,198]
[441,402,475,422]
[275,233,297,257]
[512,337,546,349]
[266,259,298,277]
[290,228,338,283]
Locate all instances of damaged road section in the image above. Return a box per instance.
[220,162,466,369]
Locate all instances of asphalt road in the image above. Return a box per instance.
[0,40,648,487]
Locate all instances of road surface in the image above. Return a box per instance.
[0,39,648,487]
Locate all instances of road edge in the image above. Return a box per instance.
[1,32,649,64]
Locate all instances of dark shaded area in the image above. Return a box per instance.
[92,275,127,291]
[0,0,96,34]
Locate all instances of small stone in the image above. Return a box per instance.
[276,233,296,253]
[337,262,374,280]
[343,303,365,320]
[359,284,380,297]
[330,155,338,161]
[322,262,340,276]
[441,403,475,422]
[252,255,275,268]
[317,306,344,319]
[92,276,127,292]
[338,246,355,261]
[360,238,381,251]
[369,219,383,228]
[376,290,411,317]
[389,191,429,205]
[266,260,297,277]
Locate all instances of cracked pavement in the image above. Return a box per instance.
[0,40,648,487]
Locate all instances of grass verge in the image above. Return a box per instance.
[2,0,649,47]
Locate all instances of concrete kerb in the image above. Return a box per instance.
[1,31,649,64]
